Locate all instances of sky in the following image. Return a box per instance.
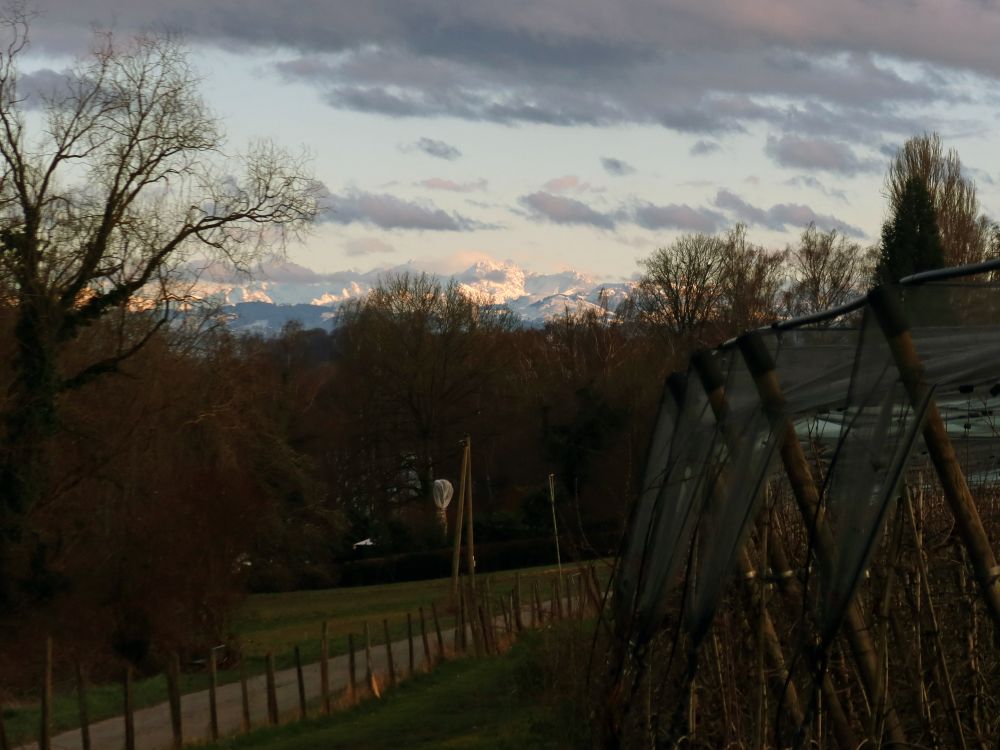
[16,0,1000,282]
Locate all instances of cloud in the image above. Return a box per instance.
[690,140,721,156]
[28,0,998,152]
[519,192,616,230]
[601,157,635,176]
[785,175,850,203]
[418,177,488,192]
[541,175,602,193]
[344,237,396,256]
[633,202,725,233]
[316,185,484,231]
[404,137,462,160]
[765,134,882,175]
[714,189,865,237]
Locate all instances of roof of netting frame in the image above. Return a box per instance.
[615,259,1000,651]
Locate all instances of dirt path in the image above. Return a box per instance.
[16,627,453,750]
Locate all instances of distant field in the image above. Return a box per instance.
[2,562,606,746]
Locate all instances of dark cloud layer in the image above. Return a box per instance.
[520,191,617,230]
[765,134,883,175]
[714,189,864,237]
[28,0,996,143]
[316,184,483,231]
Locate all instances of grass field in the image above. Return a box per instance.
[2,562,604,746]
[201,633,566,750]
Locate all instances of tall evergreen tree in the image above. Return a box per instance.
[874,176,945,285]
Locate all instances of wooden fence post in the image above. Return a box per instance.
[419,606,432,667]
[383,619,397,687]
[514,572,524,631]
[348,633,358,703]
[75,663,91,750]
[265,652,278,725]
[209,648,219,740]
[430,602,445,659]
[364,622,378,697]
[239,661,251,732]
[40,637,52,750]
[457,593,466,652]
[124,666,135,750]
[407,612,415,676]
[167,654,183,748]
[321,621,331,714]
[533,580,542,626]
[294,645,307,719]
[451,439,470,601]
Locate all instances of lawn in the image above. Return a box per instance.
[201,634,566,750]
[1,562,606,746]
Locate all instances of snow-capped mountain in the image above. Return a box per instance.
[198,258,633,334]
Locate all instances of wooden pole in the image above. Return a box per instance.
[239,661,251,732]
[465,437,476,591]
[514,572,524,631]
[431,601,445,659]
[209,648,219,740]
[419,606,432,667]
[737,332,907,748]
[457,592,467,652]
[124,666,135,750]
[75,663,91,750]
[533,580,542,625]
[294,645,307,719]
[167,654,183,748]
[364,622,378,697]
[383,619,397,687]
[548,474,563,581]
[39,637,52,750]
[348,633,358,703]
[870,287,1000,627]
[265,652,278,725]
[320,621,331,714]
[451,439,470,600]
[407,612,415,675]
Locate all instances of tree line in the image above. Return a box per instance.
[0,11,994,681]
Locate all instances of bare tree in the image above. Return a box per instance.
[0,10,316,595]
[785,223,870,318]
[623,232,727,354]
[718,224,786,334]
[886,132,991,267]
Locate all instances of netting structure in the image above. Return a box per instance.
[605,263,1000,748]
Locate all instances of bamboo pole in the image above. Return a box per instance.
[383,619,397,687]
[737,332,907,747]
[451,439,470,600]
[75,663,91,750]
[869,287,1000,627]
[320,621,331,714]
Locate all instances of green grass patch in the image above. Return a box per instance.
[2,562,605,746]
[203,635,564,750]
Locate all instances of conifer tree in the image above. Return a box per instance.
[874,176,945,285]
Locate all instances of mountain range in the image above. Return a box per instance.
[198,259,634,334]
